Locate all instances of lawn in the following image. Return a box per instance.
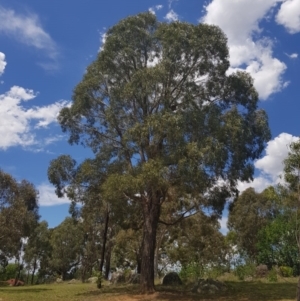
[0,279,297,301]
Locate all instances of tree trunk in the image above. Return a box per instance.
[154,226,166,279]
[99,205,110,274]
[31,267,36,285]
[31,259,37,285]
[297,276,300,301]
[140,193,160,294]
[136,249,142,274]
[14,260,22,286]
[104,242,112,280]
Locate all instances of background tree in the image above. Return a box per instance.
[0,170,39,285]
[50,218,83,280]
[257,212,299,272]
[228,186,282,262]
[167,212,226,280]
[283,139,300,301]
[48,154,135,280]
[23,221,51,284]
[55,13,270,292]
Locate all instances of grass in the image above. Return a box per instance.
[0,278,298,301]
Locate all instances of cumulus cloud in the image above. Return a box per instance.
[276,0,300,33]
[0,86,69,150]
[149,4,163,15]
[0,5,58,63]
[165,9,179,22]
[237,133,298,192]
[286,53,298,59]
[0,52,6,75]
[38,183,71,206]
[202,0,288,100]
[98,30,107,52]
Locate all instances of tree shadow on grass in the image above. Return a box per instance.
[0,287,52,294]
[77,282,297,301]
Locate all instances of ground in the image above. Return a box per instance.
[0,278,297,301]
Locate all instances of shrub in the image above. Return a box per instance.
[206,266,226,279]
[179,262,204,283]
[267,267,278,282]
[256,264,268,278]
[279,266,293,277]
[234,263,256,281]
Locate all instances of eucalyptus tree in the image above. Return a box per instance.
[24,221,51,284]
[228,186,282,261]
[0,170,39,273]
[48,154,136,279]
[283,139,300,300]
[166,212,226,278]
[54,13,270,292]
[50,217,84,280]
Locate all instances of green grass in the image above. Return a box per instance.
[0,278,297,301]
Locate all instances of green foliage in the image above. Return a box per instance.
[50,218,84,280]
[267,267,278,282]
[228,187,282,261]
[257,213,299,271]
[0,170,39,260]
[179,262,204,283]
[280,266,293,277]
[234,263,256,281]
[0,263,18,281]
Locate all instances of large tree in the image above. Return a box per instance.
[55,13,270,292]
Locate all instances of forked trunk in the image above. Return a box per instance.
[140,194,160,294]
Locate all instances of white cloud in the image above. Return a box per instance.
[99,30,107,52]
[237,133,298,192]
[276,0,300,33]
[0,5,57,59]
[149,4,163,14]
[286,53,298,58]
[164,9,179,22]
[149,7,156,15]
[0,86,69,150]
[202,0,288,100]
[0,52,6,75]
[38,183,71,206]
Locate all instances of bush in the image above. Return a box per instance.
[206,266,226,279]
[256,264,268,278]
[234,263,256,281]
[267,267,278,282]
[280,266,293,277]
[179,262,204,283]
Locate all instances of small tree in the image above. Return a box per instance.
[0,170,39,285]
[50,218,83,280]
[24,221,51,284]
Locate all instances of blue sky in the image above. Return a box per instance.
[0,0,299,232]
